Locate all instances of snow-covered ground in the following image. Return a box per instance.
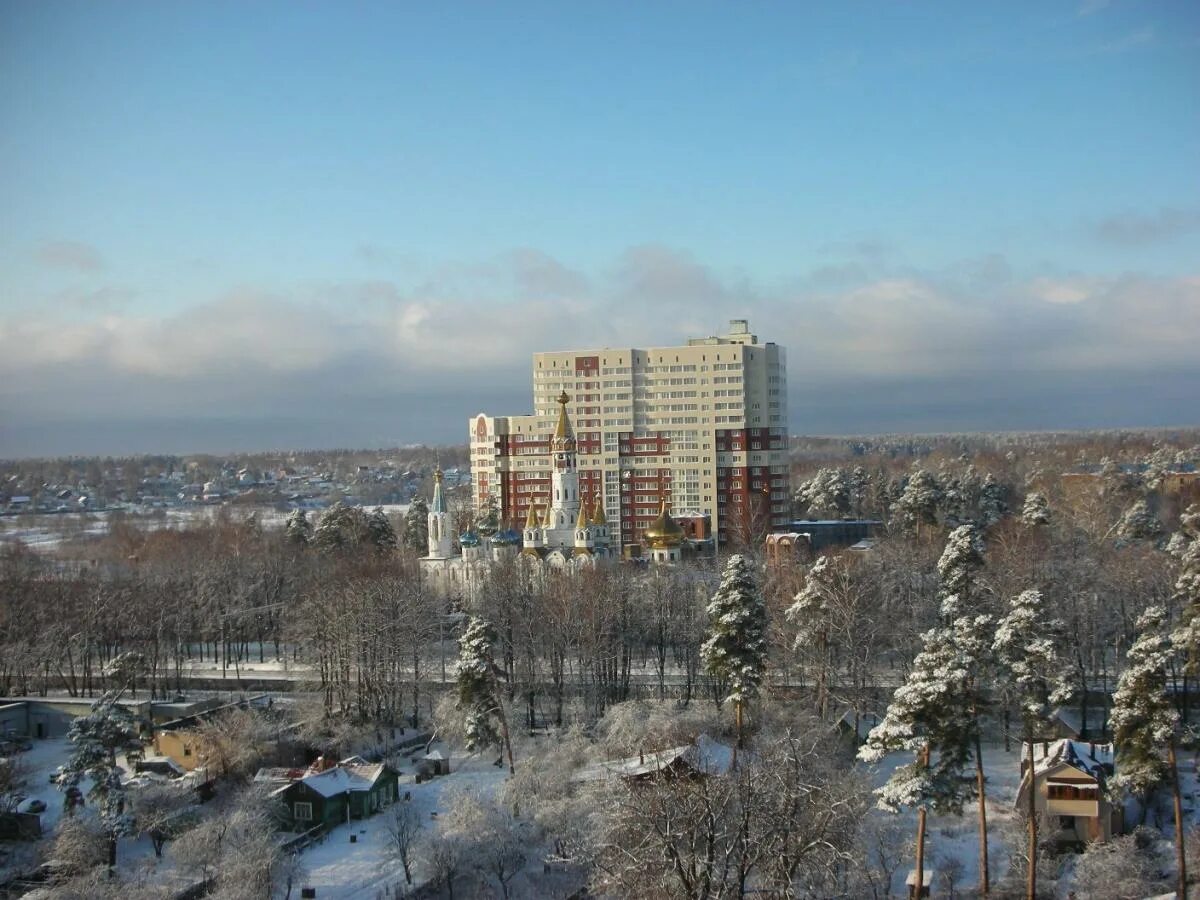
[0,502,411,552]
[295,744,510,899]
[861,742,1200,897]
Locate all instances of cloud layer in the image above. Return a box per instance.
[2,245,1199,456]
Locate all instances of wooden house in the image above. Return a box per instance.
[1015,739,1121,844]
[271,759,400,831]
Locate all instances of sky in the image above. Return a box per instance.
[1,0,1198,457]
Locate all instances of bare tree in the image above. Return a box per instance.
[384,800,422,885]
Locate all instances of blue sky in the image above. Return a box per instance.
[2,1,1198,456]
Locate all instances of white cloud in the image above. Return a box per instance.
[2,246,1199,454]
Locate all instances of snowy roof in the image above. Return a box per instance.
[298,767,376,797]
[1023,739,1114,780]
[838,709,882,740]
[576,734,736,782]
[1049,706,1084,737]
[266,762,389,797]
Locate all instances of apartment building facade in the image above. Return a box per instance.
[470,320,789,550]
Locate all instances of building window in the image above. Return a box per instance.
[294,802,314,821]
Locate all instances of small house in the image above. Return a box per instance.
[1016,739,1121,844]
[272,759,400,831]
[575,734,736,783]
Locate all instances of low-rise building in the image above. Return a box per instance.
[1016,739,1120,844]
[267,758,401,830]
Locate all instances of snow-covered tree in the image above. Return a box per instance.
[1111,606,1178,801]
[103,650,148,697]
[894,469,943,536]
[284,507,311,545]
[1171,505,1200,670]
[1116,498,1163,542]
[385,801,422,886]
[978,473,1007,526]
[992,588,1073,900]
[700,553,768,748]
[312,503,395,552]
[849,466,870,517]
[312,502,368,551]
[58,693,142,869]
[1072,827,1171,900]
[439,786,526,900]
[456,616,504,755]
[788,555,838,719]
[795,468,851,519]
[940,465,980,527]
[931,523,994,893]
[1110,605,1186,898]
[367,506,398,550]
[476,494,501,536]
[1020,492,1050,528]
[403,497,429,551]
[936,524,985,615]
[859,619,977,894]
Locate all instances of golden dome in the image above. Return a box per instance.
[643,496,684,548]
[590,493,607,526]
[525,503,540,529]
[576,498,590,529]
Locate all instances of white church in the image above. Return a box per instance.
[420,392,625,595]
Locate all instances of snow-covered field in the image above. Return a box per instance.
[0,503,412,552]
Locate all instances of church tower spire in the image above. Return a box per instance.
[549,391,581,529]
[426,466,454,559]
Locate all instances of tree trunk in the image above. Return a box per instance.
[1169,740,1187,900]
[915,743,929,900]
[1026,719,1037,900]
[975,727,989,896]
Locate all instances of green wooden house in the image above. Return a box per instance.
[273,761,400,831]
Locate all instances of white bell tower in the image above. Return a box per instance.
[427,468,454,559]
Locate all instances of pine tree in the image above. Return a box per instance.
[312,503,367,551]
[894,469,943,536]
[403,497,430,551]
[933,523,993,894]
[1117,499,1163,542]
[284,508,312,545]
[1111,605,1186,899]
[859,621,976,897]
[700,554,768,749]
[477,495,501,536]
[978,474,1007,526]
[1171,505,1200,669]
[58,694,142,869]
[456,617,504,756]
[367,507,398,550]
[795,468,852,519]
[1020,492,1050,528]
[848,465,870,517]
[787,555,837,719]
[937,524,985,615]
[992,589,1073,900]
[941,465,981,527]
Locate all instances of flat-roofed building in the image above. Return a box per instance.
[470,319,789,551]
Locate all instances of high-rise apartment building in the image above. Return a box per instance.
[469,319,789,550]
